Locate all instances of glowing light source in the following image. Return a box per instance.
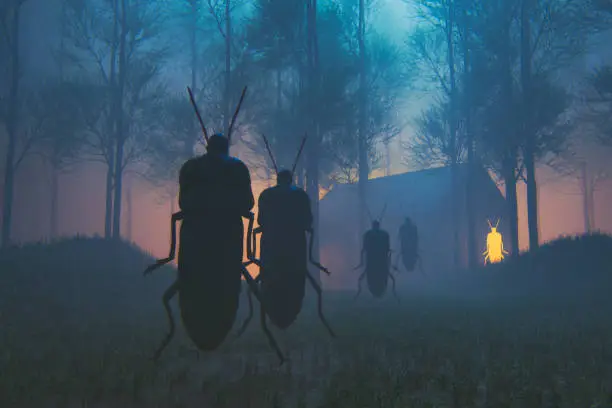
[483,219,508,265]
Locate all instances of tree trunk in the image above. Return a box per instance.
[588,177,596,230]
[103,0,119,239]
[126,175,133,241]
[1,4,22,248]
[503,164,520,256]
[50,165,59,239]
[223,0,231,136]
[306,0,321,285]
[111,123,125,242]
[521,0,539,250]
[447,0,460,269]
[277,56,282,111]
[190,0,197,95]
[462,2,477,269]
[501,20,519,257]
[186,0,198,157]
[306,125,321,284]
[384,140,391,176]
[357,0,369,237]
[581,162,591,233]
[104,156,114,238]
[111,0,128,240]
[276,61,282,169]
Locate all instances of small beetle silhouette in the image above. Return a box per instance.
[482,219,508,265]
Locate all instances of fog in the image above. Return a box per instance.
[1,0,612,290]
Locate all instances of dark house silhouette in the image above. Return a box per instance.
[318,165,511,289]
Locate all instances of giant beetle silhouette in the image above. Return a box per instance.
[353,202,399,302]
[142,86,284,363]
[235,133,335,342]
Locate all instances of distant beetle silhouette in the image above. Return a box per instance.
[483,218,508,265]
[142,86,284,363]
[393,203,424,274]
[235,133,335,343]
[354,203,399,302]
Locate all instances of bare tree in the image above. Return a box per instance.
[62,0,167,239]
[402,0,462,267]
[585,65,612,145]
[28,79,88,238]
[0,0,31,247]
[549,131,612,233]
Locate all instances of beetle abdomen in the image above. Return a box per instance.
[261,267,306,329]
[178,271,241,351]
[401,247,418,272]
[366,267,388,297]
[177,219,243,352]
[365,253,389,298]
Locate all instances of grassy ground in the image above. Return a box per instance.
[2,235,612,407]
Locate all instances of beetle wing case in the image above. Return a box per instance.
[261,268,307,329]
[177,218,243,351]
[259,232,308,329]
[366,253,389,298]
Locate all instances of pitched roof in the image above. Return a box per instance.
[320,164,501,211]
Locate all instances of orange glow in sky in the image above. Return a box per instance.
[8,156,612,290]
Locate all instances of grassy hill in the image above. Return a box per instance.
[1,233,612,407]
[0,236,176,326]
[435,232,612,300]
[480,232,612,277]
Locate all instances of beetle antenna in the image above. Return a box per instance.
[227,86,247,142]
[378,202,388,222]
[291,133,308,176]
[487,219,492,229]
[187,87,208,144]
[261,134,279,174]
[495,218,500,229]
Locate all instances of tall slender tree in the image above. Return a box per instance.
[0,0,30,247]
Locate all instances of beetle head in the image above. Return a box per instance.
[277,169,293,186]
[206,133,229,156]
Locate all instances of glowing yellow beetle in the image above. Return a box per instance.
[482,219,508,265]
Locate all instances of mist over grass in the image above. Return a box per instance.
[1,234,612,407]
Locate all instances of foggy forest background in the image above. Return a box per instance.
[1,0,611,271]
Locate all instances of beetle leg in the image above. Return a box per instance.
[152,280,180,361]
[305,272,336,337]
[235,284,254,338]
[240,265,285,364]
[388,272,400,304]
[259,300,285,365]
[307,229,331,275]
[252,228,262,261]
[144,212,183,276]
[353,272,366,300]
